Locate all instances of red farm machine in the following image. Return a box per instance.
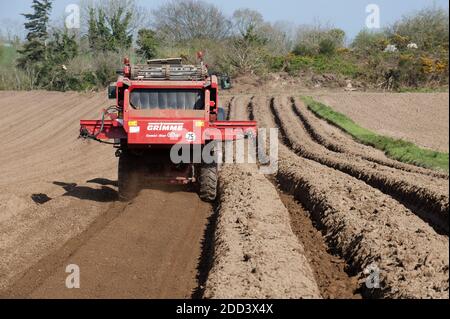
[80,57,257,202]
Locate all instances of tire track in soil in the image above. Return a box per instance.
[0,92,117,293]
[203,96,321,299]
[5,189,212,299]
[249,96,362,299]
[0,92,212,299]
[237,96,360,298]
[252,96,449,298]
[205,164,321,299]
[1,201,126,297]
[271,96,448,234]
[273,183,361,299]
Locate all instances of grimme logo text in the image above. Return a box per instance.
[147,123,184,131]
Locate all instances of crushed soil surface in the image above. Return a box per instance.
[0,92,211,299]
[6,189,211,299]
[0,90,448,299]
[271,96,448,233]
[252,95,449,298]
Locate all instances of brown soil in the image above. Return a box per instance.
[6,189,211,299]
[0,90,448,299]
[204,96,321,298]
[275,189,361,299]
[293,97,448,179]
[205,163,321,299]
[0,91,211,299]
[0,91,117,293]
[270,96,448,233]
[313,92,449,152]
[203,95,360,299]
[252,95,449,298]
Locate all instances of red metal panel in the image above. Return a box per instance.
[128,81,206,89]
[80,120,126,140]
[126,118,204,145]
[207,121,258,141]
[80,119,258,143]
[80,77,257,145]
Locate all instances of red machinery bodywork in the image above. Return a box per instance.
[80,76,257,146]
[80,59,257,188]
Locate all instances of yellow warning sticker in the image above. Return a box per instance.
[128,121,138,127]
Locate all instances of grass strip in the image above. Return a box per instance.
[301,96,449,172]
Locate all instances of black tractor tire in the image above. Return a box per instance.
[198,163,218,202]
[118,151,140,202]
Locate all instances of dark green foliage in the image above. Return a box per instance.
[136,29,159,60]
[22,0,52,41]
[47,31,78,65]
[351,30,387,53]
[292,43,315,56]
[318,38,336,55]
[293,27,345,57]
[243,24,267,46]
[17,0,52,71]
[88,7,133,52]
[45,30,79,91]
[386,7,449,51]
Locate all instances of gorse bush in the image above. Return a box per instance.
[292,43,316,57]
[136,29,159,60]
[270,53,360,78]
[386,7,449,51]
[318,38,336,55]
[351,30,388,53]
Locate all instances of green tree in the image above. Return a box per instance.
[293,26,345,56]
[48,31,78,65]
[88,6,133,52]
[223,25,269,75]
[136,29,159,60]
[387,6,449,51]
[17,0,52,71]
[45,30,79,90]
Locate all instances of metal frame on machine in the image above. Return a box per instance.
[80,58,257,147]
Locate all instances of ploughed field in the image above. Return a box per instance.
[312,92,449,152]
[0,91,448,299]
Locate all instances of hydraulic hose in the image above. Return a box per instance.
[80,105,120,144]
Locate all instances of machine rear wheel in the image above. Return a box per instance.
[198,163,218,202]
[118,151,140,201]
